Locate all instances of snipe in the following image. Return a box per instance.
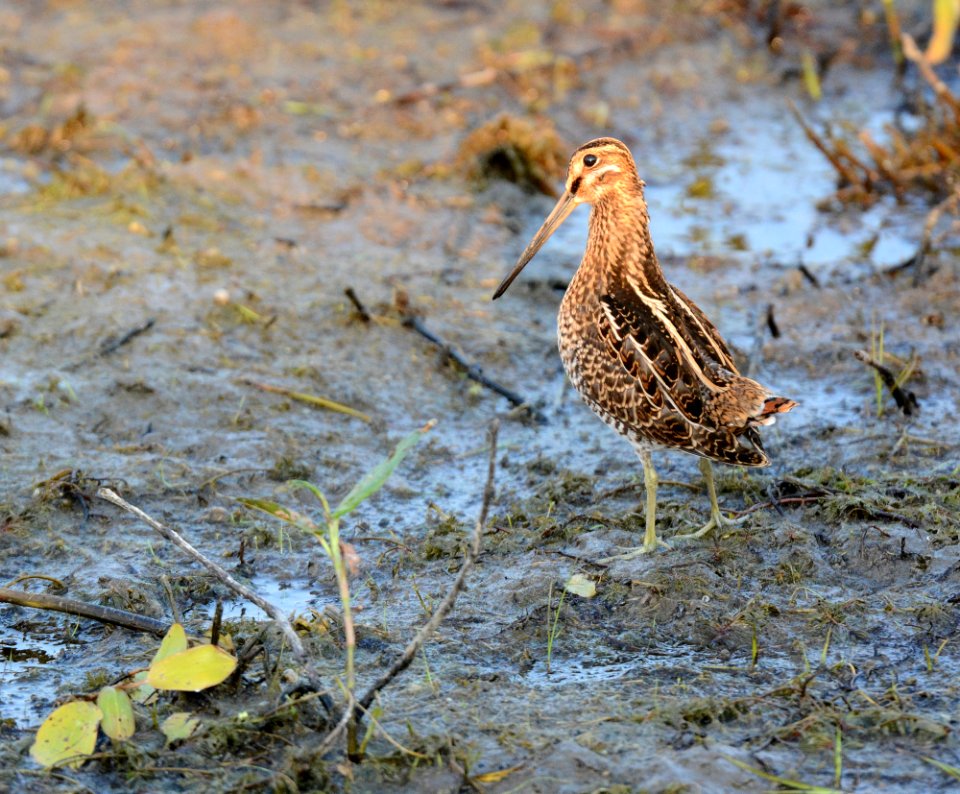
[493,137,797,560]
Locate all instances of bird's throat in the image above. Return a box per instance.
[585,191,668,298]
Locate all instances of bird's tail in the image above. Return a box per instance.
[751,396,798,427]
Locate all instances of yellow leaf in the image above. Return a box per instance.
[146,644,237,691]
[202,627,235,652]
[472,764,525,783]
[30,701,102,768]
[160,711,200,743]
[927,0,960,64]
[97,686,135,741]
[564,573,597,598]
[152,623,188,664]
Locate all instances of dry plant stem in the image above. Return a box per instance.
[902,34,960,122]
[313,692,356,758]
[0,586,170,636]
[96,487,306,659]
[853,350,918,416]
[859,130,906,195]
[919,189,960,255]
[314,420,499,758]
[99,317,156,357]
[329,518,356,691]
[788,100,865,189]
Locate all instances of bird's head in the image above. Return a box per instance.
[492,137,639,299]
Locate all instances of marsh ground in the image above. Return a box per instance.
[1,1,959,791]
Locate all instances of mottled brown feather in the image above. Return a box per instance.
[553,139,796,468]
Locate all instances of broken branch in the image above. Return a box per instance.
[97,487,306,659]
[0,586,170,636]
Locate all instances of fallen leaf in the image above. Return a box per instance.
[147,644,237,691]
[97,686,135,741]
[564,573,597,598]
[340,541,361,576]
[160,712,200,743]
[30,701,102,768]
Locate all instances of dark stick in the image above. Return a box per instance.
[765,304,781,339]
[730,491,921,529]
[797,263,820,288]
[853,350,919,416]
[99,318,156,356]
[343,287,371,322]
[210,600,223,648]
[403,314,545,422]
[0,586,170,637]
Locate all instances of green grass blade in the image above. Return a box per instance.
[287,480,332,516]
[834,725,842,788]
[332,420,435,519]
[237,497,319,531]
[721,755,844,793]
[923,756,960,781]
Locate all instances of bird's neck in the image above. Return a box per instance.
[584,184,669,296]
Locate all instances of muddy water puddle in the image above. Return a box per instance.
[2,2,959,789]
[642,101,922,275]
[2,83,954,725]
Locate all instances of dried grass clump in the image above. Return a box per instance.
[795,35,960,206]
[457,114,567,196]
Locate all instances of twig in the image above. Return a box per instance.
[99,318,156,357]
[788,100,867,190]
[240,379,372,423]
[159,575,183,625]
[210,600,223,648]
[765,304,780,339]
[343,287,371,322]
[729,494,829,517]
[902,34,960,122]
[402,313,545,422]
[96,487,306,659]
[313,692,356,757]
[312,420,499,759]
[859,129,907,198]
[853,350,919,416]
[885,188,960,281]
[797,263,820,288]
[0,586,170,636]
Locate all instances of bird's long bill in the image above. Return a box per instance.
[491,190,577,300]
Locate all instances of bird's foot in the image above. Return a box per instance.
[673,509,747,542]
[599,537,671,563]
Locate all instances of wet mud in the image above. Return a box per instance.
[1,1,959,791]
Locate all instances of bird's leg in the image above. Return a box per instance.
[674,458,746,541]
[599,448,666,562]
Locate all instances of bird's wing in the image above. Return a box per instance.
[597,287,736,429]
[668,285,738,373]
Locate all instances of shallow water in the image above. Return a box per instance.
[1,2,958,791]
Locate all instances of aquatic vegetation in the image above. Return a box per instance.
[29,623,236,768]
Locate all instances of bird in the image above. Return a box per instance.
[492,137,796,560]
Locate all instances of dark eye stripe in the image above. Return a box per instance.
[583,154,598,167]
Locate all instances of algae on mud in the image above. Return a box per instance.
[1,1,959,792]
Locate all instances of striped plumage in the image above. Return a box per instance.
[493,137,796,558]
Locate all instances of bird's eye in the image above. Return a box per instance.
[583,154,598,167]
